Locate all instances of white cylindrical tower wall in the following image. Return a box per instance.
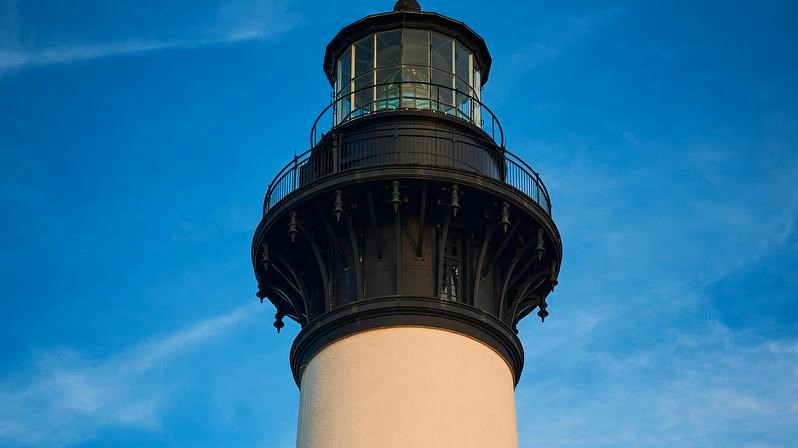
[296,326,519,448]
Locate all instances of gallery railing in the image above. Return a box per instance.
[310,80,505,148]
[263,133,552,216]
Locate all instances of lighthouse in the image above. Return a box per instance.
[252,1,563,446]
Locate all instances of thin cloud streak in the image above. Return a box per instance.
[0,305,256,447]
[0,40,184,71]
[0,0,296,74]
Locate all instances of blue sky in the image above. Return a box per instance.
[1,0,796,446]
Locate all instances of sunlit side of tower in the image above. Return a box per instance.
[252,1,562,447]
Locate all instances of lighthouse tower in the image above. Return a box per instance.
[252,1,562,446]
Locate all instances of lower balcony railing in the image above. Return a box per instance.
[263,132,552,216]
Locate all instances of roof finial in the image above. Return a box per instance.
[393,0,421,12]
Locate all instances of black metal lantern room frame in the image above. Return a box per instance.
[252,3,563,387]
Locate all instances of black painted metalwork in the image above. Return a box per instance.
[394,0,421,12]
[315,79,502,146]
[263,90,550,216]
[252,1,563,388]
[323,7,492,85]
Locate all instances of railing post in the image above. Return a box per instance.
[394,125,399,163]
[293,155,299,191]
[267,80,534,213]
[333,133,340,174]
[265,182,273,213]
[533,171,548,214]
[470,89,475,121]
[331,90,336,133]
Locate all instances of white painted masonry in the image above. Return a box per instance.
[296,326,519,448]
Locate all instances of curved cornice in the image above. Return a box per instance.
[252,165,562,274]
[290,296,525,388]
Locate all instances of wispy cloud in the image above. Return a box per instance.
[513,124,798,447]
[508,7,622,72]
[0,0,296,74]
[1,40,183,71]
[518,322,798,448]
[0,305,256,447]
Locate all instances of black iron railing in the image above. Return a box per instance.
[263,82,551,216]
[311,80,504,148]
[263,133,552,216]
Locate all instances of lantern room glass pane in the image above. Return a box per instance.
[455,42,470,119]
[376,68,401,111]
[331,29,483,128]
[336,47,352,124]
[401,29,430,109]
[376,30,401,110]
[431,32,454,113]
[402,65,431,109]
[338,48,352,96]
[402,29,429,66]
[473,69,482,125]
[354,36,374,116]
[377,30,401,66]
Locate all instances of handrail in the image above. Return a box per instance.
[262,82,551,217]
[263,131,552,217]
[503,151,553,213]
[310,80,504,148]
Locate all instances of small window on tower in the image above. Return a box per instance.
[442,263,460,302]
[441,231,463,302]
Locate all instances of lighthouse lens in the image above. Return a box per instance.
[332,29,481,128]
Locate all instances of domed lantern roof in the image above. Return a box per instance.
[393,0,422,11]
[322,3,493,87]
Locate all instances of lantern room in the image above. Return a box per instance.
[323,2,493,129]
